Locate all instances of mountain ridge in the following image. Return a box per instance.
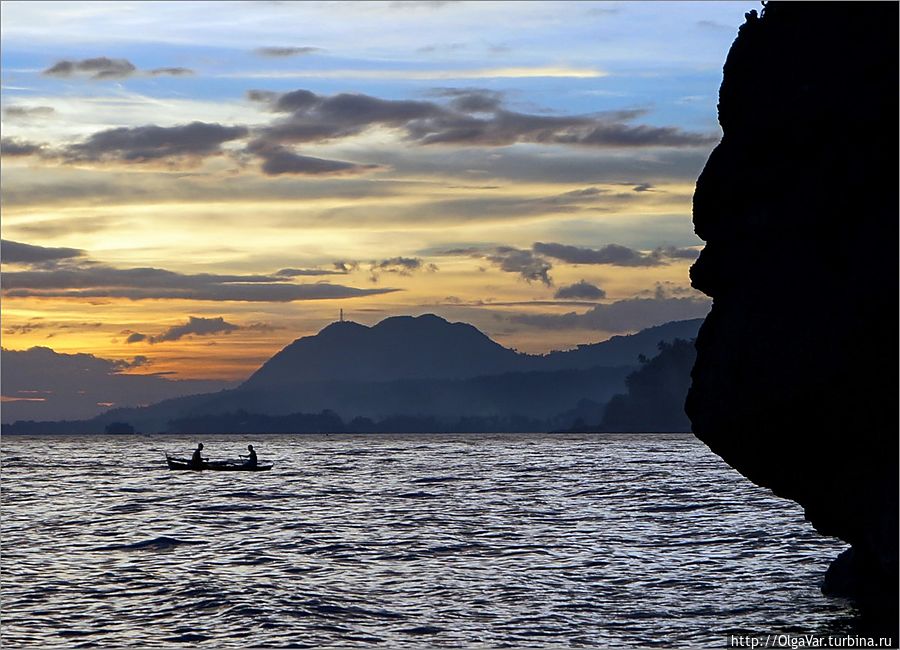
[3,315,703,433]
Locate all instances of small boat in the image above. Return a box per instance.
[165,453,273,472]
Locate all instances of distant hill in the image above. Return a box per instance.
[3,315,704,434]
[244,314,704,388]
[0,346,232,423]
[243,314,524,388]
[536,319,702,371]
[598,338,696,432]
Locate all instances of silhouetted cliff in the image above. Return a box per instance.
[686,1,898,622]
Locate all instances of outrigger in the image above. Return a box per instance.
[165,453,273,472]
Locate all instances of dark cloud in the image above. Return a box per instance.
[486,246,553,286]
[42,58,194,80]
[554,280,606,300]
[2,248,397,302]
[533,242,700,267]
[253,91,443,146]
[4,284,394,302]
[44,57,136,80]
[63,122,248,165]
[551,121,714,148]
[334,261,360,273]
[247,141,378,176]
[4,106,55,119]
[275,267,345,277]
[429,88,504,113]
[652,245,700,260]
[438,240,699,287]
[244,321,281,333]
[125,331,148,343]
[533,242,663,267]
[254,46,320,57]
[248,88,715,150]
[125,316,242,344]
[1,138,46,157]
[369,257,438,282]
[508,295,711,332]
[126,355,151,368]
[436,245,554,284]
[150,316,239,343]
[2,239,85,266]
[19,86,711,176]
[148,67,194,76]
[4,321,45,335]
[633,182,655,192]
[246,89,281,104]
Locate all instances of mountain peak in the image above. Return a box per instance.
[242,313,521,388]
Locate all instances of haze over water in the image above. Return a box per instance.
[2,433,854,648]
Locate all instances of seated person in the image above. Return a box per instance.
[244,444,258,468]
[190,443,205,469]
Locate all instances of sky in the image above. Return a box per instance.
[1,0,753,390]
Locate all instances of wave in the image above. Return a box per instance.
[92,536,206,552]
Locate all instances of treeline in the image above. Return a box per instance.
[2,410,552,434]
[165,410,549,434]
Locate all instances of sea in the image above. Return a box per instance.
[1,433,858,648]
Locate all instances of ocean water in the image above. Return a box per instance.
[1,433,856,648]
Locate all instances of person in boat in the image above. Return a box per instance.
[190,443,205,469]
[242,444,258,468]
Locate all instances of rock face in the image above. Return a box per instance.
[686,1,898,617]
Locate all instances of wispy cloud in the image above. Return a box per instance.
[254,46,321,57]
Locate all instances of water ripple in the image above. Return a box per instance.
[1,433,856,648]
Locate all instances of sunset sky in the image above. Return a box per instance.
[2,1,750,384]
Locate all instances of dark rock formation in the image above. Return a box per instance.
[686,1,898,624]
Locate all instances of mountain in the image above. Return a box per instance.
[243,314,704,389]
[3,315,703,433]
[243,314,524,388]
[537,319,703,371]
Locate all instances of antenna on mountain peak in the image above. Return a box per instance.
[340,308,344,323]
